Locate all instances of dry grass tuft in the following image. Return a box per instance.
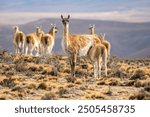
[86,92,105,100]
[144,86,150,92]
[143,81,150,87]
[107,78,122,86]
[15,62,28,72]
[134,80,142,87]
[75,79,82,85]
[49,68,58,76]
[58,86,68,97]
[104,86,113,96]
[0,75,7,82]
[129,90,150,100]
[130,69,146,80]
[11,86,25,92]
[66,77,76,83]
[126,80,135,86]
[0,77,16,88]
[38,82,48,90]
[27,83,37,89]
[65,83,74,88]
[64,68,70,73]
[80,86,87,91]
[97,81,106,85]
[0,94,8,100]
[41,92,57,100]
[134,80,150,87]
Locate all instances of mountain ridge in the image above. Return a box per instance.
[0,18,150,58]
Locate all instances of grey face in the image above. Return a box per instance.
[89,26,92,30]
[14,26,18,31]
[61,15,70,25]
[54,26,58,33]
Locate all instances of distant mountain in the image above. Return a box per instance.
[0,18,150,58]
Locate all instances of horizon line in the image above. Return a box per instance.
[0,11,150,25]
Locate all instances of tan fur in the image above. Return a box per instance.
[13,26,25,54]
[41,35,52,46]
[88,43,108,78]
[26,35,35,45]
[89,25,111,60]
[41,24,57,56]
[88,25,110,77]
[25,27,42,56]
[61,15,99,77]
[67,34,99,51]
[99,34,111,60]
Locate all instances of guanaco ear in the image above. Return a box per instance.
[68,15,70,19]
[61,15,63,19]
[93,24,95,28]
[51,24,53,26]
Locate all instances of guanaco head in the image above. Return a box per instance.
[89,24,95,35]
[13,26,19,32]
[36,26,41,33]
[36,26,43,38]
[51,24,58,33]
[61,15,70,26]
[89,24,95,30]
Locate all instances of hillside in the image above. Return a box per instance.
[0,19,150,58]
[0,51,150,100]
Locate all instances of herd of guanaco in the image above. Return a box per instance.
[13,15,111,78]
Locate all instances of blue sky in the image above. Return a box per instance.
[1,0,150,12]
[0,0,150,24]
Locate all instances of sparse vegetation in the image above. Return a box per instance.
[129,90,150,100]
[0,51,150,100]
[41,92,57,100]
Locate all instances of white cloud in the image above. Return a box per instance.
[0,10,150,25]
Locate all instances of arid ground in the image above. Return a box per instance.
[0,50,150,100]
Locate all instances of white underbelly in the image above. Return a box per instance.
[79,45,90,57]
[61,38,68,54]
[79,39,93,57]
[34,41,39,47]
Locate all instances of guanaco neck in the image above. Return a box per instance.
[90,27,95,35]
[49,28,55,39]
[36,28,41,37]
[101,37,104,41]
[14,28,19,39]
[101,35,105,42]
[63,23,70,47]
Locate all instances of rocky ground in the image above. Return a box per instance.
[0,50,150,100]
